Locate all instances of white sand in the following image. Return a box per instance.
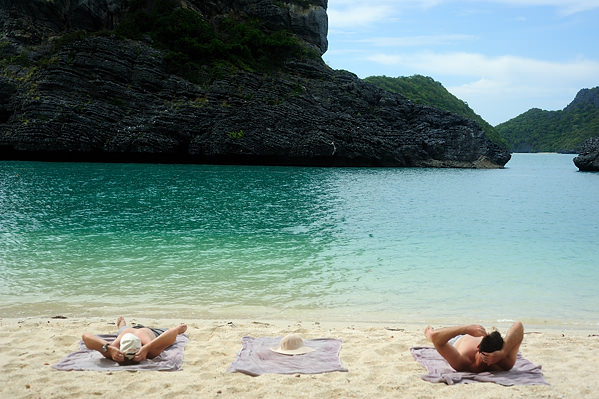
[1,316,598,398]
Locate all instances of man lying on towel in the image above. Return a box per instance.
[424,321,523,373]
[82,316,187,364]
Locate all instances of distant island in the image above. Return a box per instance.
[0,0,510,168]
[495,87,599,153]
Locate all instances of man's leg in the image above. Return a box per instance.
[497,321,524,370]
[134,324,187,361]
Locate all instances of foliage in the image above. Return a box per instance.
[364,75,507,148]
[227,130,245,139]
[115,0,315,82]
[495,88,599,152]
[1,39,31,68]
[0,52,31,68]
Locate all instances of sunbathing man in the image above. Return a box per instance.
[82,316,187,364]
[424,321,523,372]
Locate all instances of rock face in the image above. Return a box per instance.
[565,88,599,111]
[0,0,327,53]
[194,0,328,55]
[0,0,126,44]
[573,137,599,171]
[0,0,510,168]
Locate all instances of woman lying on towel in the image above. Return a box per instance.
[82,316,187,364]
[424,321,524,373]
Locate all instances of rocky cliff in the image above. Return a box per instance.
[565,88,599,111]
[573,137,599,171]
[194,0,328,55]
[0,0,510,168]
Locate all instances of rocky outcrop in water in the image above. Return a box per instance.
[573,137,599,171]
[0,0,510,168]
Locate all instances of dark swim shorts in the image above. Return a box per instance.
[117,325,167,338]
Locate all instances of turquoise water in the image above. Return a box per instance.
[1,154,598,327]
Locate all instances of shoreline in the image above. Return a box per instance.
[1,303,597,333]
[1,316,598,398]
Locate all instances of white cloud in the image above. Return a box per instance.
[481,0,599,15]
[327,5,395,29]
[327,0,444,29]
[448,79,583,124]
[359,34,475,47]
[327,0,599,20]
[367,52,599,83]
[366,51,599,123]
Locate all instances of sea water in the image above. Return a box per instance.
[1,154,598,328]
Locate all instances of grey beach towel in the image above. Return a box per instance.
[227,336,348,376]
[410,346,549,386]
[52,333,189,372]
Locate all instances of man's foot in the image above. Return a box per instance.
[177,324,188,334]
[424,325,434,341]
[116,316,126,329]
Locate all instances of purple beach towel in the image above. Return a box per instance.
[411,346,549,386]
[227,336,348,376]
[51,333,189,372]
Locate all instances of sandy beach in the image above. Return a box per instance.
[1,316,598,398]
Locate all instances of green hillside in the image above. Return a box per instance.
[495,87,599,153]
[364,75,506,148]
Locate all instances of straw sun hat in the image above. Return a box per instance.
[270,334,315,356]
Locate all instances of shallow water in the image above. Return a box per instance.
[1,154,597,327]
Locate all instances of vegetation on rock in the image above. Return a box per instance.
[115,0,317,82]
[364,75,507,148]
[495,87,599,153]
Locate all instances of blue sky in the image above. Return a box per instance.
[322,0,599,125]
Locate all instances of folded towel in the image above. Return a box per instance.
[52,333,189,372]
[410,346,549,386]
[227,336,348,376]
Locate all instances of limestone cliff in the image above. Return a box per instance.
[193,0,328,55]
[573,137,599,171]
[0,0,510,168]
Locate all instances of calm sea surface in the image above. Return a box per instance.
[1,154,597,328]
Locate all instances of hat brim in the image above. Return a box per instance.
[270,346,315,356]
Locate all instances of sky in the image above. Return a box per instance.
[322,0,599,125]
